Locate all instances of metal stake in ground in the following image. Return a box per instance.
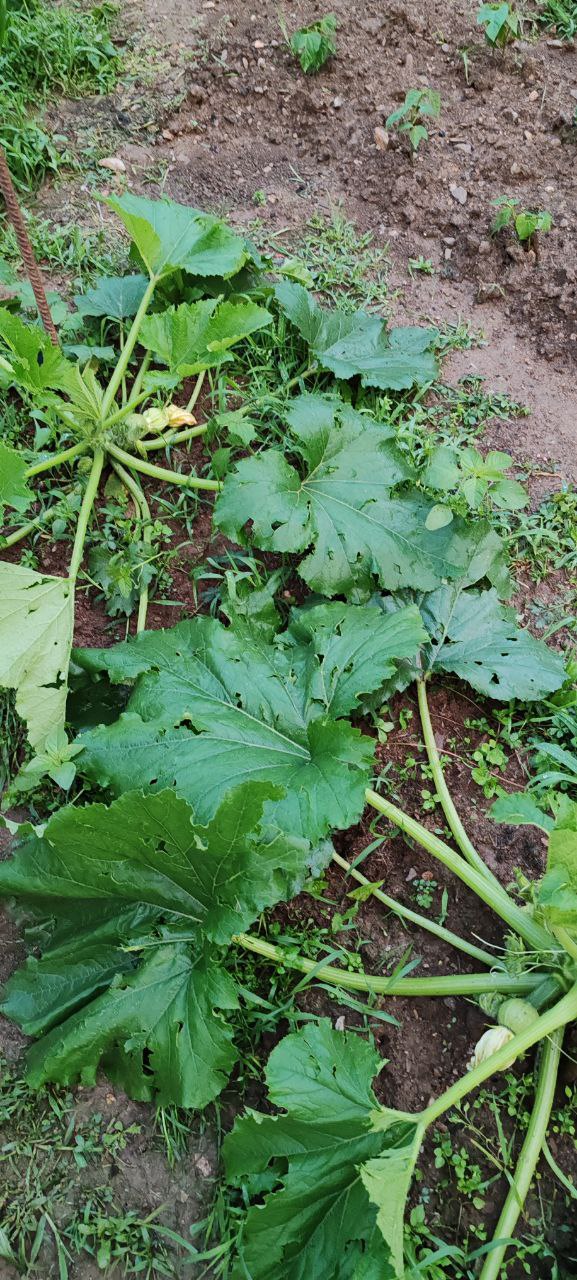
[0,146,60,345]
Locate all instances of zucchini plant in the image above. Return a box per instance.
[0,195,573,1277]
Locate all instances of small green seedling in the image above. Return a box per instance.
[491,196,553,243]
[5,726,83,798]
[423,444,528,526]
[477,2,519,47]
[408,256,435,276]
[288,13,337,74]
[386,88,441,152]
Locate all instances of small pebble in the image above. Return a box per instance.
[449,183,467,204]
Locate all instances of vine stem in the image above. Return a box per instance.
[2,507,58,548]
[421,984,577,1128]
[106,442,221,492]
[233,933,540,999]
[25,442,88,478]
[553,926,577,965]
[186,371,206,413]
[332,851,496,968]
[417,678,503,887]
[100,277,157,419]
[110,461,152,632]
[365,788,557,957]
[101,388,156,432]
[68,448,104,582]
[140,423,208,452]
[478,1028,564,1280]
[130,350,151,401]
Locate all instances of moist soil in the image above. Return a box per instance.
[2,0,577,1276]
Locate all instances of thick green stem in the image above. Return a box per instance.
[101,277,156,419]
[2,506,58,548]
[365,788,556,957]
[101,388,155,432]
[106,442,221,492]
[478,1029,564,1280]
[110,461,152,632]
[422,984,577,1128]
[186,371,206,413]
[68,448,104,582]
[332,851,497,968]
[130,349,151,401]
[233,933,540,999]
[417,678,502,887]
[140,423,208,452]
[553,926,577,965]
[25,441,87,478]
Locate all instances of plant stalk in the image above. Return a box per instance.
[110,461,152,632]
[365,788,556,957]
[68,448,104,582]
[140,424,208,452]
[233,933,541,999]
[106,442,221,492]
[25,442,87,478]
[332,851,497,968]
[2,506,58,548]
[130,350,151,401]
[421,984,577,1127]
[478,1028,564,1280]
[417,678,502,887]
[100,277,157,418]
[186,371,206,413]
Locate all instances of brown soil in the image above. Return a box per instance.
[2,0,577,1275]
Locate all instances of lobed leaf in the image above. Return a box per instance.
[106,192,250,281]
[275,283,438,389]
[224,1021,422,1279]
[139,297,272,377]
[215,393,493,598]
[74,273,149,320]
[0,784,307,1105]
[74,599,424,843]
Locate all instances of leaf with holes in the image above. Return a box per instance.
[0,783,308,1105]
[275,283,438,389]
[224,1021,424,1279]
[73,598,424,843]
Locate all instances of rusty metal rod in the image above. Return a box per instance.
[0,146,59,344]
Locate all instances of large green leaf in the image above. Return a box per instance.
[0,563,73,747]
[0,440,33,522]
[74,274,148,320]
[139,298,272,377]
[224,1021,423,1279]
[275,283,438,389]
[215,394,502,597]
[0,784,308,1105]
[74,599,424,842]
[418,586,565,699]
[106,193,250,281]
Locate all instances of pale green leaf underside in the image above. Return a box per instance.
[0,563,73,747]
